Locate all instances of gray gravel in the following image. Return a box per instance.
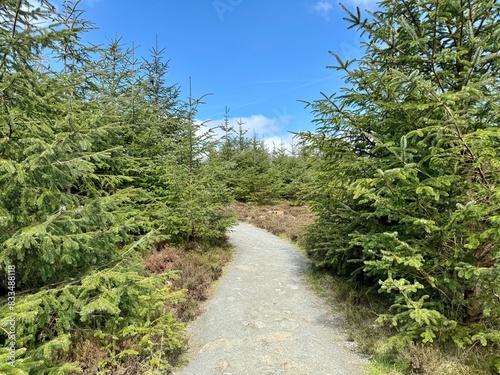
[175,222,369,375]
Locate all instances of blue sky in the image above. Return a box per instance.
[76,0,376,148]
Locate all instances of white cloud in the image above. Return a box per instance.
[234,114,286,137]
[198,113,298,152]
[260,134,299,153]
[311,0,378,21]
[203,114,290,138]
[313,1,334,20]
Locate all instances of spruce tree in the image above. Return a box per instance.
[0,2,196,372]
[0,0,123,289]
[302,0,500,353]
[160,81,232,244]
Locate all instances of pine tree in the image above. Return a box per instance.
[160,81,232,244]
[227,133,278,203]
[301,0,500,352]
[0,2,213,372]
[0,0,125,289]
[270,140,310,201]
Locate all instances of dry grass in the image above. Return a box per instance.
[144,243,233,321]
[143,245,181,274]
[230,200,315,245]
[68,336,108,374]
[404,344,475,375]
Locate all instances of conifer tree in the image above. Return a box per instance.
[226,131,277,203]
[0,0,125,289]
[270,140,310,201]
[159,81,232,244]
[0,2,217,372]
[302,0,500,352]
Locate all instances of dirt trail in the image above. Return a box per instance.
[175,222,368,375]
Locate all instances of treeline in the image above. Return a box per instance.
[300,0,500,370]
[210,110,310,204]
[0,0,308,373]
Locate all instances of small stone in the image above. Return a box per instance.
[216,359,230,370]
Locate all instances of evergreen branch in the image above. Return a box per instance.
[0,326,10,336]
[7,228,163,299]
[474,0,497,33]
[50,147,121,166]
[0,0,23,73]
[459,0,465,48]
[392,68,490,185]
[1,95,14,145]
[113,228,161,267]
[11,0,22,38]
[430,93,489,186]
[400,0,422,37]
[467,0,474,28]
[430,0,445,92]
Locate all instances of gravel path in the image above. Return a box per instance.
[176,222,369,375]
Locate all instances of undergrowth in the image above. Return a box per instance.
[308,270,496,375]
[144,242,233,322]
[12,242,235,375]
